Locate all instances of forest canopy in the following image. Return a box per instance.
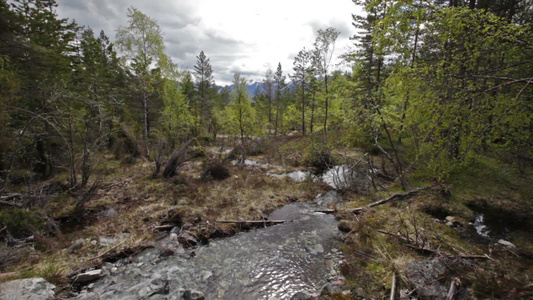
[0,0,531,189]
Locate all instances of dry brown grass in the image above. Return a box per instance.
[3,138,329,283]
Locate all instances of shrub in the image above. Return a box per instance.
[0,208,46,238]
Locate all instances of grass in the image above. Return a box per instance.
[1,135,532,299]
[1,137,330,291]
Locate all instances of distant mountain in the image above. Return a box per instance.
[245,80,263,96]
[218,79,295,97]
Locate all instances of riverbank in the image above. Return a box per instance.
[1,134,532,299]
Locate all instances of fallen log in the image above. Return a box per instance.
[350,186,430,213]
[216,220,290,224]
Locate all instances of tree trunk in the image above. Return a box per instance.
[323,74,329,140]
[68,102,77,188]
[81,124,91,188]
[142,95,150,157]
[274,98,280,136]
[301,84,306,135]
[162,139,193,178]
[310,92,316,134]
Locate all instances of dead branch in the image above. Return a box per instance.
[216,220,290,224]
[153,225,176,231]
[390,273,397,300]
[0,193,22,201]
[377,230,493,260]
[350,186,430,214]
[446,277,461,300]
[95,239,127,259]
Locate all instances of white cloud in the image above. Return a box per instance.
[56,0,362,85]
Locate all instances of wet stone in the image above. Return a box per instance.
[0,278,55,300]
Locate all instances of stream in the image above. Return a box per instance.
[73,202,344,300]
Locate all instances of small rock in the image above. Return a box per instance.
[169,233,178,241]
[497,239,516,248]
[73,269,104,283]
[183,289,205,300]
[99,236,117,247]
[445,216,463,227]
[315,190,342,206]
[182,223,193,230]
[159,247,175,257]
[170,226,181,234]
[218,289,225,298]
[178,232,198,246]
[314,244,324,253]
[67,238,85,253]
[190,290,205,300]
[290,292,312,300]
[100,208,118,219]
[138,286,151,298]
[0,278,55,300]
[320,282,342,296]
[200,270,213,281]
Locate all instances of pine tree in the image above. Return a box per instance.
[193,51,214,135]
[291,48,312,135]
[273,63,286,136]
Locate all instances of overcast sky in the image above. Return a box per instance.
[56,0,362,85]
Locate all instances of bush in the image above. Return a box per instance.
[304,138,336,175]
[0,208,46,238]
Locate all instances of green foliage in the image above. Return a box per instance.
[219,74,261,140]
[0,208,46,238]
[160,78,193,142]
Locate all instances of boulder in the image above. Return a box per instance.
[0,278,55,300]
[406,259,448,298]
[315,190,342,206]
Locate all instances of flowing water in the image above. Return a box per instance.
[74,203,343,300]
